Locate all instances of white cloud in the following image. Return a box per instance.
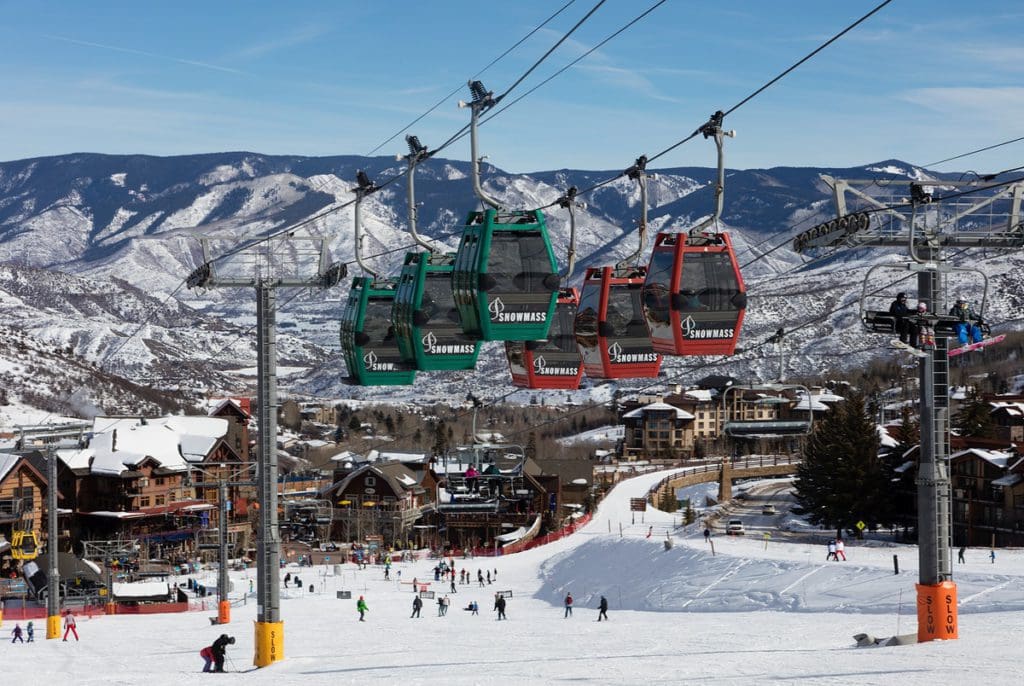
[41,34,244,75]
[901,87,1024,118]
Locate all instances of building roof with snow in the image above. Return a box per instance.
[622,402,695,420]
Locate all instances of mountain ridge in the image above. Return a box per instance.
[0,151,1019,415]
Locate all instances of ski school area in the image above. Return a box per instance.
[3,468,1024,684]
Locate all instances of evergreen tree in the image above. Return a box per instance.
[952,388,995,438]
[658,483,677,512]
[875,407,919,536]
[432,421,449,457]
[683,501,696,525]
[525,432,537,461]
[793,391,885,538]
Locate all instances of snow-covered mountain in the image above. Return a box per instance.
[0,152,1020,412]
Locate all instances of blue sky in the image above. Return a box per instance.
[2,1,1022,174]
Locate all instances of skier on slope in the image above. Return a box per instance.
[411,595,422,618]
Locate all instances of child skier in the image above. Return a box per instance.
[357,595,369,621]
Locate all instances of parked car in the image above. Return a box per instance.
[762,504,777,515]
[726,519,745,535]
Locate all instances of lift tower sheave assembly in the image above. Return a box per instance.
[794,175,1024,643]
[186,236,346,667]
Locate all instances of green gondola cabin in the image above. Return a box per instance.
[393,251,481,371]
[340,277,416,386]
[452,209,560,341]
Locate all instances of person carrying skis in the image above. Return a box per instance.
[949,298,983,346]
[210,634,234,672]
[564,592,573,618]
[411,595,422,618]
[598,595,609,622]
[357,595,369,621]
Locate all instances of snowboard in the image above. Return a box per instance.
[948,334,1005,358]
[889,339,928,358]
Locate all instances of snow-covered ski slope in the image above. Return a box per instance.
[4,468,1023,685]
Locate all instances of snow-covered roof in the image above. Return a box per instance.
[877,425,899,448]
[623,402,695,420]
[57,448,94,471]
[990,401,1024,418]
[684,389,713,402]
[0,453,19,482]
[792,396,830,411]
[950,448,1012,468]
[162,416,228,440]
[329,450,363,463]
[992,473,1024,488]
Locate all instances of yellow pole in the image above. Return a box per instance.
[47,614,61,640]
[253,620,284,666]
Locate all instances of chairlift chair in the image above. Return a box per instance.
[11,530,40,561]
[858,263,991,341]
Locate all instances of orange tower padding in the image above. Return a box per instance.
[916,581,958,642]
[218,600,231,625]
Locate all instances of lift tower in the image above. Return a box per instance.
[794,174,1024,642]
[187,236,345,667]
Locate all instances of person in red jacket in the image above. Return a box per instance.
[564,592,573,618]
[199,645,214,672]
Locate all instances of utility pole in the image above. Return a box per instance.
[187,235,345,667]
[45,442,59,639]
[190,462,256,625]
[795,175,1024,642]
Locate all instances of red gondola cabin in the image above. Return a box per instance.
[574,267,662,379]
[506,288,584,389]
[642,231,746,356]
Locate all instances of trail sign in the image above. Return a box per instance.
[630,498,647,512]
[856,520,866,531]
